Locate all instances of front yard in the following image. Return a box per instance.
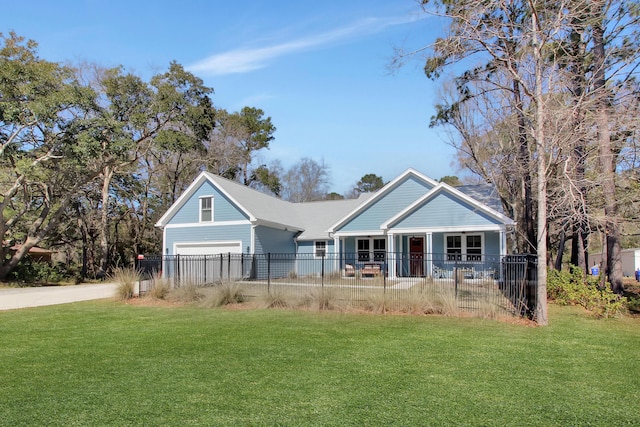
[0,302,638,426]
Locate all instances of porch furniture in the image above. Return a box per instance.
[362,263,382,277]
[344,264,356,277]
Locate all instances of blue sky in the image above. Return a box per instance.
[5,0,458,194]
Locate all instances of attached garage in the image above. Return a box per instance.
[174,241,242,256]
[172,241,245,283]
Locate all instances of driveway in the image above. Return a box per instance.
[0,283,118,311]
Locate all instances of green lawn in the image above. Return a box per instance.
[0,302,638,426]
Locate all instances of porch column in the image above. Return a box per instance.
[388,233,396,278]
[426,232,433,276]
[499,229,506,256]
[334,236,341,271]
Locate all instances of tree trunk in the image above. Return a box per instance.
[98,165,114,278]
[568,20,590,274]
[532,6,548,325]
[514,80,536,254]
[593,6,624,294]
[555,228,566,270]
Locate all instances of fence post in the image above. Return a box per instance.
[176,254,181,288]
[454,258,458,299]
[321,253,325,289]
[267,253,271,293]
[227,252,231,281]
[383,259,387,294]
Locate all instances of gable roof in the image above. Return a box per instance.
[327,168,438,233]
[155,171,305,230]
[156,168,511,239]
[293,194,374,240]
[381,182,514,230]
[456,184,504,213]
[155,171,373,235]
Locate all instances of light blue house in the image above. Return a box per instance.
[155,168,514,279]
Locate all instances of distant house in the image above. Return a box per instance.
[589,248,640,277]
[8,245,54,264]
[155,168,514,279]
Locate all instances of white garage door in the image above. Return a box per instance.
[174,241,242,255]
[173,241,244,283]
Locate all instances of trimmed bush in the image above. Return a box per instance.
[547,266,626,317]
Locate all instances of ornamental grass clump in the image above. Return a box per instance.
[258,288,295,309]
[363,291,393,314]
[168,280,204,303]
[303,287,339,311]
[396,292,440,315]
[111,267,141,300]
[202,282,246,308]
[145,273,171,300]
[432,288,459,316]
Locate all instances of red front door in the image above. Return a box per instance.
[409,237,424,276]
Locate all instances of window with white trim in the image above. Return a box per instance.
[200,196,213,222]
[357,239,370,261]
[445,233,483,262]
[357,238,386,262]
[315,241,327,257]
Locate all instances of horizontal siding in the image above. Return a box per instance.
[391,192,501,229]
[170,181,249,225]
[165,224,251,255]
[297,240,335,255]
[254,226,297,254]
[338,176,433,232]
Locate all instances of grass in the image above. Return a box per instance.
[0,303,638,426]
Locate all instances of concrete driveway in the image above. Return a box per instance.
[0,283,118,311]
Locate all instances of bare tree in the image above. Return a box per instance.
[281,158,331,202]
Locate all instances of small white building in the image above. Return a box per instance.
[590,248,640,277]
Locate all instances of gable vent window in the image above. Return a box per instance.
[315,241,327,257]
[200,196,213,222]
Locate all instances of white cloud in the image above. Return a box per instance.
[187,14,425,76]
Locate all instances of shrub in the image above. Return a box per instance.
[111,267,140,300]
[8,260,70,284]
[627,297,640,314]
[547,266,626,318]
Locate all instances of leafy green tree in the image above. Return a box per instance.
[438,176,461,187]
[0,32,100,280]
[325,192,345,200]
[90,62,215,276]
[249,164,282,196]
[355,174,384,194]
[212,107,276,186]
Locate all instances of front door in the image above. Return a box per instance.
[409,237,424,276]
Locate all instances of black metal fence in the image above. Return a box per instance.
[136,252,537,318]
